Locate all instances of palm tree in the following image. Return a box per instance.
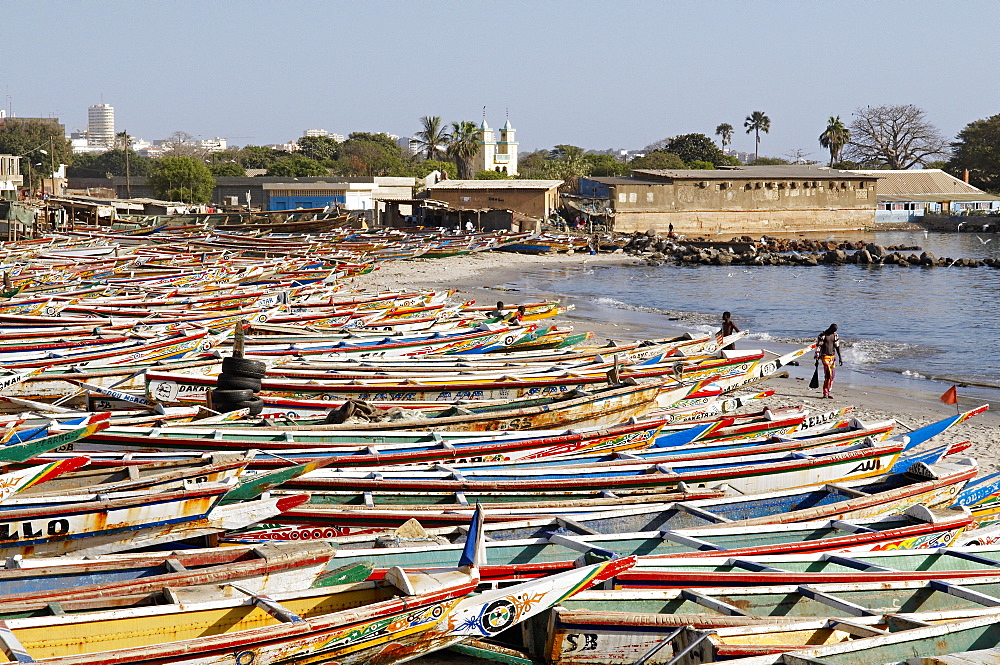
[819,115,851,167]
[715,123,734,153]
[414,116,447,160]
[744,111,771,162]
[445,121,481,178]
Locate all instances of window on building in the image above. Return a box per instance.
[628,192,637,203]
[618,192,626,203]
[646,192,654,202]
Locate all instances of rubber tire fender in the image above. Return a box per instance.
[210,388,256,403]
[232,397,264,416]
[216,374,262,391]
[221,357,266,378]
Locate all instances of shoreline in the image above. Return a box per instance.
[348,250,1000,474]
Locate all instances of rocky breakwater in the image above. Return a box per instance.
[625,234,1000,269]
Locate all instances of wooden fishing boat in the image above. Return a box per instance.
[18,452,250,497]
[251,455,978,534]
[1,329,216,370]
[540,575,1000,665]
[0,541,365,614]
[64,418,670,466]
[0,457,91,505]
[252,379,668,432]
[0,416,111,463]
[0,488,310,558]
[278,439,909,496]
[468,405,984,474]
[267,506,974,585]
[0,510,634,665]
[666,613,1000,665]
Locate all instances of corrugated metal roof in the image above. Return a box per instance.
[583,176,655,185]
[428,179,563,190]
[849,169,994,197]
[879,193,1000,202]
[633,166,874,180]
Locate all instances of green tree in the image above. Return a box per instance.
[718,154,742,166]
[664,133,724,166]
[445,121,481,179]
[0,118,73,189]
[235,145,283,169]
[346,132,399,151]
[147,156,215,203]
[266,156,328,177]
[209,162,247,177]
[819,116,851,167]
[548,144,591,187]
[947,113,1000,193]
[412,159,457,179]
[715,123,734,153]
[687,160,715,170]
[414,116,448,160]
[518,150,556,179]
[297,135,341,162]
[744,110,771,162]
[66,150,152,178]
[475,169,513,180]
[331,134,408,177]
[583,153,630,177]
[751,157,790,165]
[629,151,686,170]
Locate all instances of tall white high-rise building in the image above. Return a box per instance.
[87,104,115,148]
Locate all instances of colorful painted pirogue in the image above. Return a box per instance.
[0,507,635,665]
[1,222,998,665]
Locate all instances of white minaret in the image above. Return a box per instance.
[473,118,496,175]
[497,118,518,175]
[88,104,115,148]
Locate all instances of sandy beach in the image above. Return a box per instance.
[348,250,1000,473]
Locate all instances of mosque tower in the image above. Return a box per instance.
[471,114,518,176]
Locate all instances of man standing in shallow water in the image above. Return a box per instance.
[721,311,740,350]
[815,324,843,398]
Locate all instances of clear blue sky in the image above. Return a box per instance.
[4,0,998,159]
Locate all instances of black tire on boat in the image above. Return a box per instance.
[232,397,264,416]
[221,357,267,378]
[216,374,262,391]
[210,388,256,404]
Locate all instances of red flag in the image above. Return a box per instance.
[940,385,958,405]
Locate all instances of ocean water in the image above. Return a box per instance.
[511,230,1000,402]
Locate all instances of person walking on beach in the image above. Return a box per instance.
[721,311,740,350]
[815,324,843,398]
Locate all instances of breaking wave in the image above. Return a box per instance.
[849,339,925,366]
[590,297,685,318]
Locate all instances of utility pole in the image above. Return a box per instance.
[123,130,132,198]
[47,137,55,196]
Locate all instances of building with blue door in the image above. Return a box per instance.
[263,178,414,212]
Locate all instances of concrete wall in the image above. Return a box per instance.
[610,177,876,234]
[428,187,558,219]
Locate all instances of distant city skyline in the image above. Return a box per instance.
[4,0,998,160]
